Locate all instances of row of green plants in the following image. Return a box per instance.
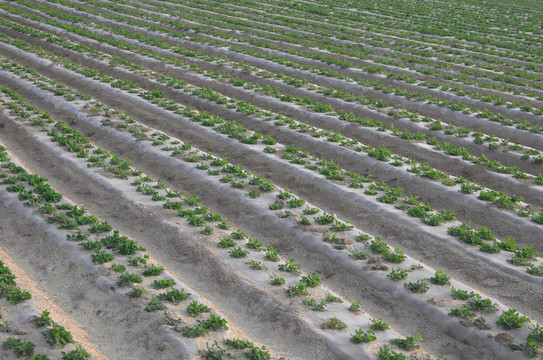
[0,21,539,228]
[267,0,543,44]
[0,115,248,352]
[83,109,543,356]
[8,0,540,146]
[1,30,540,249]
[5,0,543,177]
[0,131,234,340]
[8,58,543,323]
[85,90,541,279]
[0,89,424,359]
[447,223,543,268]
[446,286,542,357]
[152,0,543,96]
[4,5,542,168]
[86,0,543,85]
[4,11,540,280]
[3,45,540,358]
[51,0,543,133]
[0,106,453,360]
[0,226,90,359]
[2,0,540,358]
[121,0,543,90]
[3,335,90,360]
[0,261,31,306]
[5,0,543,300]
[255,0,543,62]
[224,42,543,118]
[14,62,538,357]
[221,0,543,81]
[3,38,543,288]
[0,148,272,358]
[33,0,543,114]
[0,73,393,328]
[186,0,540,52]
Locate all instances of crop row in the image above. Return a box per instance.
[2,25,543,267]
[82,0,543,90]
[1,57,542,356]
[1,1,542,359]
[0,115,282,359]
[0,175,94,359]
[0,15,541,208]
[1,0,537,165]
[154,0,543,87]
[3,0,543,173]
[231,0,543,63]
[5,21,543,228]
[20,0,543,117]
[88,0,543,73]
[1,6,541,169]
[0,85,444,359]
[4,53,540,280]
[2,30,542,255]
[12,0,543,151]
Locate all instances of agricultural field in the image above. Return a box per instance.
[0,0,542,358]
